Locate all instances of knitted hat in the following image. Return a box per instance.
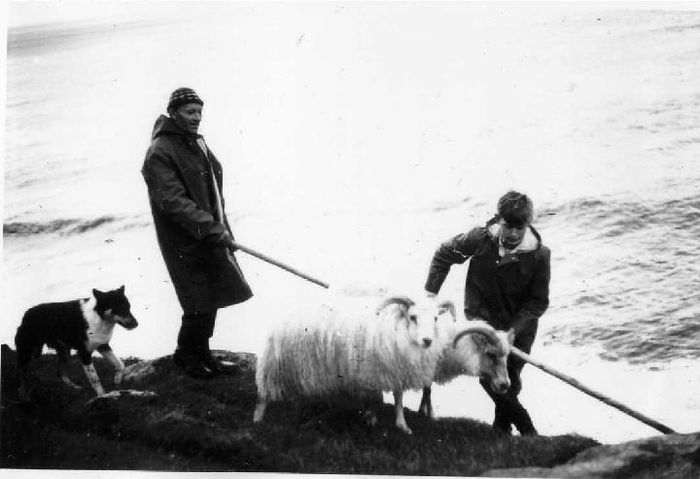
[167,87,204,111]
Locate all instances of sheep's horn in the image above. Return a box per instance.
[376,295,415,315]
[453,325,498,348]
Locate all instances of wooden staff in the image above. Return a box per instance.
[510,346,676,435]
[232,241,329,289]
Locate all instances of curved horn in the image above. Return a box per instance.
[376,295,415,315]
[453,325,498,348]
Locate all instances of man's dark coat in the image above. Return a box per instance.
[142,115,252,314]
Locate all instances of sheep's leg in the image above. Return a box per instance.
[362,409,378,427]
[253,398,268,423]
[419,386,434,419]
[361,397,380,428]
[393,390,412,435]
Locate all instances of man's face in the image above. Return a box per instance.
[171,102,202,134]
[499,219,527,249]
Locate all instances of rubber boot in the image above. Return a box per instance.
[197,310,237,374]
[174,312,213,378]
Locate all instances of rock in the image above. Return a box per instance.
[121,350,257,386]
[121,361,159,385]
[481,432,700,478]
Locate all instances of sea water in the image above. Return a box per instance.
[3,3,699,444]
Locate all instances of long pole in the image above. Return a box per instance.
[232,241,330,289]
[510,346,676,435]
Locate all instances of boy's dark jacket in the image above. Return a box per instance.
[142,115,252,314]
[425,220,550,352]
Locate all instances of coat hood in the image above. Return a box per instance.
[151,114,201,140]
[487,222,542,254]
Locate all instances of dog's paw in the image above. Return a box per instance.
[91,384,107,396]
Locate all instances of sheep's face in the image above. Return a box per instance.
[408,300,457,349]
[399,303,435,349]
[473,332,511,395]
[378,297,455,349]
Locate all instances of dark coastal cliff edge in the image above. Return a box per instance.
[1,344,697,477]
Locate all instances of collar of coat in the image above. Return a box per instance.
[151,114,203,141]
[487,222,541,257]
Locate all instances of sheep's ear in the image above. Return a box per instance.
[507,329,515,345]
[376,295,415,315]
[436,300,456,319]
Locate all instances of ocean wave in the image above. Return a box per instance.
[430,197,474,212]
[545,316,700,365]
[8,19,175,57]
[542,192,700,237]
[573,295,609,307]
[660,22,700,34]
[540,190,700,366]
[3,215,151,237]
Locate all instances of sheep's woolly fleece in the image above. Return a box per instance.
[256,299,445,402]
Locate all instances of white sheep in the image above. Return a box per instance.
[253,294,456,434]
[418,317,513,419]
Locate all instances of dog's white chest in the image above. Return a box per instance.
[81,298,115,351]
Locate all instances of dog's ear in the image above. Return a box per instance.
[93,288,103,298]
[118,285,125,293]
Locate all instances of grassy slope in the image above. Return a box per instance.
[1,345,598,474]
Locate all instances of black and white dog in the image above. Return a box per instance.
[15,285,138,401]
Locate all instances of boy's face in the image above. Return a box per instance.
[499,219,527,249]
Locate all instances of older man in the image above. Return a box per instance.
[424,191,550,435]
[142,87,252,378]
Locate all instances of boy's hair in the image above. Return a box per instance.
[497,191,533,227]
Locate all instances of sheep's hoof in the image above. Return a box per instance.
[418,405,434,418]
[362,410,378,427]
[397,424,413,435]
[253,402,267,423]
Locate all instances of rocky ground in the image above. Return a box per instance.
[1,344,697,477]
